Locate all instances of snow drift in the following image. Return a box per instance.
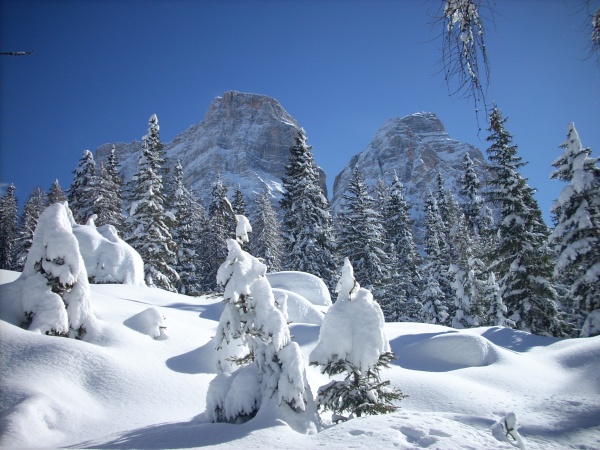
[1,267,599,449]
[72,216,144,286]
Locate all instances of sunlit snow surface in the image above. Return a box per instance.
[0,269,599,449]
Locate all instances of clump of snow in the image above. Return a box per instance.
[309,258,389,375]
[124,307,168,340]
[267,271,332,307]
[492,412,526,449]
[272,288,324,325]
[0,203,97,339]
[397,331,498,370]
[235,214,252,243]
[72,218,145,286]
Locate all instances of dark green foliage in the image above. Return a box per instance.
[124,115,179,292]
[549,123,600,335]
[281,129,337,289]
[202,176,236,291]
[0,184,18,269]
[68,150,97,224]
[337,168,391,293]
[251,191,284,272]
[47,179,67,205]
[314,352,406,419]
[12,187,47,271]
[485,107,565,336]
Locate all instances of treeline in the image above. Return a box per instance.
[0,107,598,338]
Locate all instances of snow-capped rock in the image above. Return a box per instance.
[331,112,490,219]
[96,91,327,207]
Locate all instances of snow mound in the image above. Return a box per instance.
[72,222,144,286]
[397,332,498,370]
[123,307,169,340]
[272,288,324,325]
[267,271,331,307]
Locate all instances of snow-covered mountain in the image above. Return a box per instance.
[96,91,327,206]
[332,112,489,217]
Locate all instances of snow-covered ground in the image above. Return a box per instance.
[1,268,599,449]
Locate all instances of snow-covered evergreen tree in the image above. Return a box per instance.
[483,272,514,327]
[549,123,600,336]
[202,175,236,291]
[420,193,451,323]
[337,168,391,295]
[47,179,67,205]
[207,219,315,426]
[94,145,124,230]
[12,187,47,271]
[0,184,18,269]
[485,107,564,336]
[68,150,98,224]
[124,115,179,292]
[379,175,422,320]
[310,258,405,420]
[94,163,124,229]
[420,272,450,325]
[281,129,337,289]
[251,191,284,273]
[449,256,490,329]
[18,202,97,339]
[231,185,247,216]
[170,161,203,295]
[459,153,493,255]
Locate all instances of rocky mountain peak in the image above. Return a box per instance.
[96,91,327,208]
[332,112,489,220]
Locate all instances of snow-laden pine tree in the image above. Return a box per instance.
[47,179,67,205]
[124,115,179,292]
[337,168,391,295]
[12,187,47,271]
[310,258,405,420]
[202,175,237,291]
[459,153,493,255]
[206,217,316,427]
[68,150,98,224]
[483,272,514,327]
[485,107,564,336]
[231,185,247,216]
[380,174,422,321]
[170,161,203,295]
[449,255,491,329]
[549,123,600,336]
[94,164,124,229]
[94,145,124,230]
[281,129,337,289]
[251,191,284,273]
[0,184,18,270]
[420,193,451,324]
[17,202,97,339]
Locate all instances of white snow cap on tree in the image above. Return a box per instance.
[235,214,252,243]
[310,258,390,375]
[208,234,315,428]
[15,203,96,338]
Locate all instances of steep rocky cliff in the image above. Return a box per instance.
[331,112,489,220]
[96,91,326,206]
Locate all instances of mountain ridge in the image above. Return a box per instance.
[96,92,489,219]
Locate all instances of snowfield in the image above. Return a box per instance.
[1,269,599,449]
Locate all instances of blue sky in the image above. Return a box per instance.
[1,0,598,224]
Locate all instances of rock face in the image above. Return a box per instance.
[332,112,489,219]
[96,91,327,207]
